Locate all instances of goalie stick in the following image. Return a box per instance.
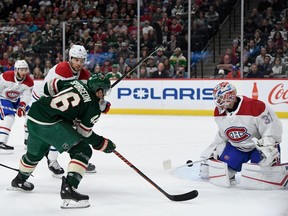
[113,150,198,201]
[163,158,211,171]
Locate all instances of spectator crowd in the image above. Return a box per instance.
[0,0,240,79]
[214,0,288,78]
[1,0,286,79]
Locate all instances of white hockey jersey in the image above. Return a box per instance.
[211,96,282,152]
[0,71,34,105]
[32,61,90,101]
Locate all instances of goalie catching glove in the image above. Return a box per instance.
[16,101,26,117]
[252,137,280,167]
[93,138,116,153]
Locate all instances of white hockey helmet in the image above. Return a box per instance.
[213,82,237,114]
[14,60,29,69]
[14,59,29,81]
[69,45,87,61]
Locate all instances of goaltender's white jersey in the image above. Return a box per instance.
[32,61,90,101]
[0,71,33,104]
[211,96,282,152]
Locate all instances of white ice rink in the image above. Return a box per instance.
[0,114,287,216]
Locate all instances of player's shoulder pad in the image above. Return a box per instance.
[214,108,225,117]
[79,68,90,80]
[238,96,265,117]
[55,62,73,78]
[2,70,15,82]
[22,75,34,87]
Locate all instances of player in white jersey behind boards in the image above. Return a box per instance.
[199,82,285,189]
[29,44,111,177]
[0,60,33,154]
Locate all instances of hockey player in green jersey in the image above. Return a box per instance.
[10,75,116,209]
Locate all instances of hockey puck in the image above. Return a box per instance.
[186,160,193,167]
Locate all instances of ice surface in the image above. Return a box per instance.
[0,115,287,216]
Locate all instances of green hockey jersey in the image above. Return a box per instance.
[28,79,103,144]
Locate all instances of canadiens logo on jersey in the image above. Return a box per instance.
[225,127,251,142]
[5,91,20,100]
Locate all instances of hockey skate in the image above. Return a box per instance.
[0,142,14,154]
[47,159,65,178]
[11,175,34,191]
[60,177,90,209]
[86,163,97,173]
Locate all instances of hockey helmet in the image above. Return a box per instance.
[14,60,29,69]
[14,60,29,81]
[213,82,237,114]
[87,74,111,96]
[69,44,87,61]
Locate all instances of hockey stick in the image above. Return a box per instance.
[163,158,210,171]
[113,150,198,201]
[110,41,170,88]
[0,163,34,177]
[110,23,164,89]
[0,163,19,172]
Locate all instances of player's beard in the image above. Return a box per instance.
[72,65,81,72]
[16,71,26,81]
[70,62,81,75]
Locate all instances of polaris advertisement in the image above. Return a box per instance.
[33,79,288,118]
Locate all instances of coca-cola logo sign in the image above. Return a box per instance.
[268,83,288,105]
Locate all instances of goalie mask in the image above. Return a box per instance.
[213,82,237,114]
[14,60,29,82]
[87,74,111,97]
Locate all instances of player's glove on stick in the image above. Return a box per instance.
[99,99,111,114]
[94,138,116,153]
[16,101,26,117]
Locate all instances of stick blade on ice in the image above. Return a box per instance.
[163,159,172,170]
[167,190,199,201]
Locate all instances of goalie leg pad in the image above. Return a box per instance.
[208,159,231,187]
[199,162,209,179]
[240,163,288,190]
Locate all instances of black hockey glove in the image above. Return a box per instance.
[94,138,116,153]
